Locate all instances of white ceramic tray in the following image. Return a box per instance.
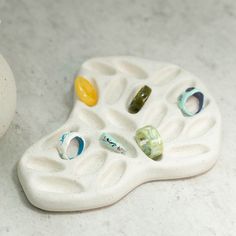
[18,56,221,211]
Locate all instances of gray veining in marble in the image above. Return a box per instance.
[0,0,236,235]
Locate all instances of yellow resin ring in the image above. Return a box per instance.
[74,76,98,106]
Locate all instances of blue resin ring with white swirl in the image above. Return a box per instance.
[178,87,204,117]
[57,132,85,160]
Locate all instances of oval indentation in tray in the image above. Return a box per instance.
[104,77,127,105]
[166,144,209,158]
[106,109,137,131]
[26,157,65,172]
[98,160,126,188]
[118,61,148,79]
[203,98,210,111]
[186,117,216,139]
[87,61,116,76]
[152,65,181,86]
[166,80,196,103]
[36,176,83,194]
[144,103,168,128]
[159,119,185,142]
[79,109,105,130]
[76,150,107,176]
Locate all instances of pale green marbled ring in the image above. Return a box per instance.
[135,125,163,161]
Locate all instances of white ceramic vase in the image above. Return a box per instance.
[0,55,16,138]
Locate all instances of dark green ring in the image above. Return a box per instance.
[128,85,152,114]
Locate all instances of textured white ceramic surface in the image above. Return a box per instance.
[0,55,16,138]
[18,56,221,212]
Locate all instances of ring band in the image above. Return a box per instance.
[100,132,126,154]
[128,85,152,114]
[135,125,163,160]
[57,132,85,160]
[178,87,204,116]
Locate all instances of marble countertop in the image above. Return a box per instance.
[0,0,235,235]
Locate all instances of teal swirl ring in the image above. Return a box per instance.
[178,87,204,117]
[100,132,126,154]
[57,132,85,160]
[135,125,163,161]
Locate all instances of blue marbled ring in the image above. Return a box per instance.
[178,87,204,116]
[57,132,85,160]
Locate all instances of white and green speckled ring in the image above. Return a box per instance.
[178,87,204,117]
[135,125,163,161]
[57,132,85,160]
